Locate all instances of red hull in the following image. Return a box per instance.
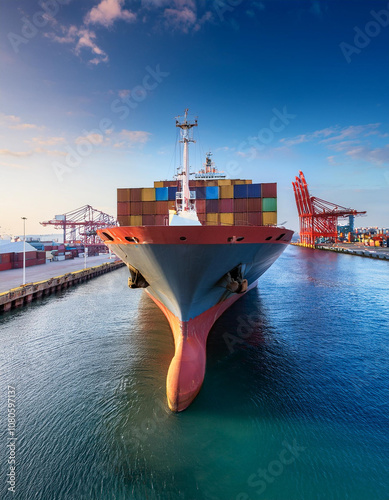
[147,281,258,411]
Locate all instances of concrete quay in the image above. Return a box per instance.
[292,242,389,260]
[0,256,125,313]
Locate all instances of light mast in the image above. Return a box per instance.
[175,109,197,213]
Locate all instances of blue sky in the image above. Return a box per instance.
[0,0,388,237]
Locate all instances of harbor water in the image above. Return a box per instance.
[1,245,388,500]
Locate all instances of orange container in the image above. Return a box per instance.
[156,201,169,215]
[118,215,131,226]
[130,188,142,202]
[117,188,131,202]
[142,201,156,215]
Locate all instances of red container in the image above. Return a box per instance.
[234,199,248,212]
[247,198,261,212]
[234,213,249,225]
[117,202,130,216]
[142,215,156,225]
[219,199,234,213]
[142,201,156,215]
[1,253,11,263]
[198,213,206,225]
[162,181,177,187]
[261,183,277,198]
[130,201,143,215]
[156,201,169,215]
[206,200,218,212]
[155,214,168,225]
[130,188,142,201]
[196,199,206,213]
[248,212,262,226]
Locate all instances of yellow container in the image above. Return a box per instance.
[141,188,155,201]
[245,179,252,184]
[232,180,245,185]
[154,181,164,188]
[117,188,130,202]
[262,212,277,225]
[220,185,234,199]
[206,213,219,225]
[217,179,232,186]
[130,215,142,226]
[375,240,380,247]
[220,213,234,226]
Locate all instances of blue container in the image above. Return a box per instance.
[248,183,261,198]
[155,187,168,201]
[234,184,248,198]
[206,186,219,200]
[195,186,206,199]
[168,186,177,201]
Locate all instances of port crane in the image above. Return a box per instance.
[292,171,366,247]
[40,205,117,247]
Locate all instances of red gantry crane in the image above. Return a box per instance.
[292,171,366,247]
[41,205,117,249]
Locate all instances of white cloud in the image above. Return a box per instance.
[75,133,105,145]
[282,123,388,167]
[30,137,66,146]
[120,130,151,144]
[46,25,108,65]
[0,149,33,157]
[0,113,42,131]
[85,0,136,27]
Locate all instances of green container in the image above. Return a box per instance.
[262,197,277,212]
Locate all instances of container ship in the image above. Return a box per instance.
[98,110,293,412]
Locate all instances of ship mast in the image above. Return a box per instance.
[176,109,197,212]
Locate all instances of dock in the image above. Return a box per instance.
[0,257,125,313]
[292,242,389,260]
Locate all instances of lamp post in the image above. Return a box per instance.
[21,217,27,285]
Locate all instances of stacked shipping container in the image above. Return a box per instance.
[117,179,277,227]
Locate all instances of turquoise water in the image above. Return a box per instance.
[1,246,388,500]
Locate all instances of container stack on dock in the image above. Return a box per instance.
[117,179,277,227]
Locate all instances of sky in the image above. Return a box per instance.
[0,0,388,238]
